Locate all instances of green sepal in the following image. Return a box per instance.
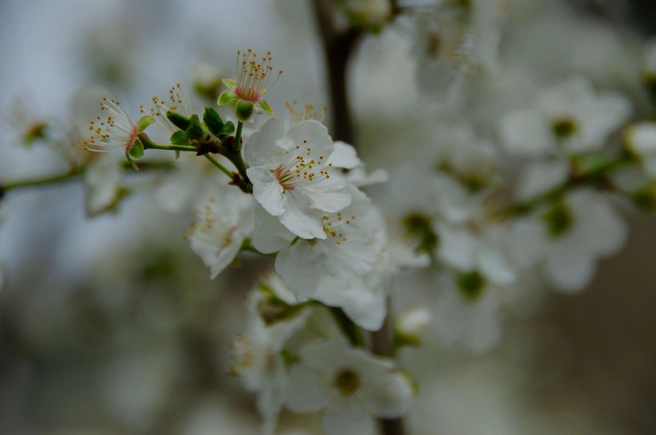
[222,79,237,90]
[219,120,235,136]
[218,90,237,106]
[170,130,190,145]
[128,137,145,160]
[166,111,191,130]
[185,114,205,140]
[203,107,224,136]
[258,99,274,115]
[235,100,255,122]
[135,115,154,133]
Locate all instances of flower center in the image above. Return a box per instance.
[402,213,439,254]
[457,270,486,302]
[552,118,578,140]
[542,201,574,238]
[333,368,361,396]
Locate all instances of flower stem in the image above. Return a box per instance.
[234,121,244,151]
[203,155,234,179]
[143,142,199,153]
[0,161,175,200]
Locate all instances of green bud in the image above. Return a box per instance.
[203,107,224,136]
[166,111,191,130]
[185,114,205,140]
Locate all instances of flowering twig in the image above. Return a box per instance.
[0,160,175,200]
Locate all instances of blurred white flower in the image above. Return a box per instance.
[508,189,627,293]
[184,185,254,279]
[499,77,631,157]
[84,97,151,153]
[434,271,503,354]
[285,334,412,435]
[231,284,310,435]
[394,306,432,346]
[624,121,656,179]
[245,118,352,239]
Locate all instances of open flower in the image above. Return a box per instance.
[230,278,310,435]
[285,334,413,435]
[499,77,631,157]
[184,185,255,279]
[245,117,352,239]
[84,97,153,169]
[508,189,627,292]
[218,48,281,122]
[144,83,193,133]
[252,186,377,300]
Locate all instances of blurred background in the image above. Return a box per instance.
[0,0,655,434]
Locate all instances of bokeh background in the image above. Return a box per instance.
[0,0,655,434]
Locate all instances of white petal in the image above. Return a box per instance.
[244,117,286,167]
[303,175,352,213]
[368,372,414,419]
[84,157,121,216]
[507,219,548,268]
[545,242,596,293]
[299,334,352,371]
[515,161,569,202]
[252,205,296,254]
[322,405,374,435]
[498,109,555,157]
[327,141,362,169]
[248,166,286,216]
[321,231,378,281]
[286,120,335,163]
[477,248,515,286]
[285,365,329,413]
[278,194,326,239]
[209,237,242,279]
[568,191,627,258]
[436,223,477,271]
[626,122,656,156]
[275,241,324,299]
[314,277,387,331]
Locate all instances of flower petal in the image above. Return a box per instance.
[248,165,287,216]
[285,364,329,413]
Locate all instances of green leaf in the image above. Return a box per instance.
[235,100,254,122]
[135,115,154,132]
[185,114,205,140]
[222,79,237,90]
[219,120,235,136]
[258,99,274,115]
[203,107,224,136]
[166,111,191,130]
[218,90,237,106]
[128,137,144,160]
[170,130,189,145]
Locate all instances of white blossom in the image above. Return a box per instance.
[285,334,413,435]
[230,279,310,435]
[184,185,255,279]
[245,118,352,239]
[624,121,656,179]
[508,189,627,293]
[253,186,378,300]
[499,77,631,157]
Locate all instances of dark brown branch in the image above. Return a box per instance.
[312,0,362,143]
